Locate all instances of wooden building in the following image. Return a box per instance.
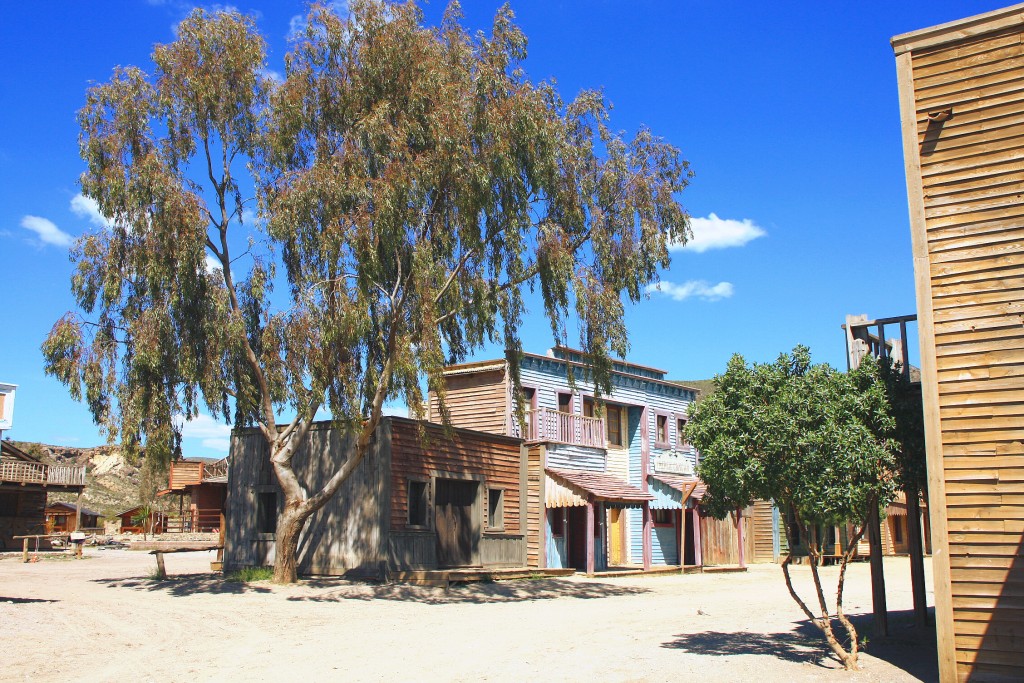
[45,502,101,533]
[117,505,167,535]
[159,458,228,532]
[0,441,86,549]
[224,417,527,576]
[430,348,775,572]
[893,5,1024,680]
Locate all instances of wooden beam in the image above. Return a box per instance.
[906,486,929,627]
[642,504,652,571]
[737,507,746,569]
[692,507,703,567]
[868,504,889,636]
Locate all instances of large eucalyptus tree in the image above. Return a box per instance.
[43,1,691,583]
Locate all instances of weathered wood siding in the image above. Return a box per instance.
[699,506,755,566]
[429,368,508,435]
[0,488,46,550]
[526,445,544,567]
[545,443,606,472]
[388,417,526,568]
[752,499,776,563]
[894,8,1024,680]
[224,423,389,576]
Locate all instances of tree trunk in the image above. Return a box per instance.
[272,504,309,584]
[905,484,928,627]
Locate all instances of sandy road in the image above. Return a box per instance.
[1,550,936,682]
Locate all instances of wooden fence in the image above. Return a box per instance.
[526,407,605,448]
[0,461,86,487]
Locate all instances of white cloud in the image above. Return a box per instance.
[261,68,283,84]
[177,412,231,440]
[671,213,766,253]
[70,194,113,228]
[382,404,409,418]
[205,253,222,274]
[201,438,231,453]
[647,280,734,302]
[20,215,74,248]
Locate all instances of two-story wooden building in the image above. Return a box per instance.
[428,347,766,573]
[0,441,87,549]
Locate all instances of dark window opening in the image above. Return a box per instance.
[550,509,564,536]
[893,518,903,544]
[408,480,428,527]
[653,509,674,526]
[677,417,689,449]
[606,404,623,447]
[0,491,18,517]
[582,398,594,417]
[656,414,669,446]
[257,490,278,534]
[487,488,504,530]
[557,392,572,413]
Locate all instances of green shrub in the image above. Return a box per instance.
[226,566,274,583]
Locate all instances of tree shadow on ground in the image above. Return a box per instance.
[93,572,272,597]
[287,578,651,605]
[662,608,937,680]
[0,596,59,604]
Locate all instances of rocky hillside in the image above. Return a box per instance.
[11,441,146,517]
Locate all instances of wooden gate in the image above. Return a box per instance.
[435,479,478,567]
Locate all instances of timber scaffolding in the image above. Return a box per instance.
[842,313,929,637]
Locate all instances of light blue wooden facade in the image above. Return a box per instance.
[518,349,698,569]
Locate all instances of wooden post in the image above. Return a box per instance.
[642,504,652,571]
[678,508,686,568]
[585,501,595,576]
[868,504,889,636]
[154,552,167,580]
[906,486,928,627]
[737,507,746,569]
[692,507,702,567]
[218,511,226,563]
[75,489,83,531]
[22,537,29,563]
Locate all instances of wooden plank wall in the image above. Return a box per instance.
[0,488,46,549]
[699,505,755,566]
[895,9,1024,680]
[429,369,508,436]
[752,500,776,563]
[526,445,544,567]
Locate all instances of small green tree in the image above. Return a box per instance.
[686,346,898,671]
[43,2,691,583]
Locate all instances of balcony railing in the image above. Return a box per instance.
[164,508,224,533]
[0,460,87,487]
[525,407,606,448]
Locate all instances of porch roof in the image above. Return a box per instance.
[650,474,706,503]
[545,467,653,507]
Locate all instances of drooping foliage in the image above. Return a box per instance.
[43,1,691,583]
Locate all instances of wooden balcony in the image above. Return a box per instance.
[164,508,224,533]
[525,407,605,448]
[0,460,87,488]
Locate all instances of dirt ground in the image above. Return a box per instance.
[1,550,936,682]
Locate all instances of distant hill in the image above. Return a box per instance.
[672,379,716,402]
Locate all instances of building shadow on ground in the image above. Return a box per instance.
[93,572,273,597]
[662,608,937,679]
[287,578,651,605]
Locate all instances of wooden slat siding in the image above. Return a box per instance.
[699,506,755,566]
[480,536,527,567]
[526,445,544,568]
[0,489,47,550]
[752,500,775,563]
[546,443,606,472]
[895,8,1024,681]
[429,369,508,435]
[388,418,524,538]
[168,461,204,490]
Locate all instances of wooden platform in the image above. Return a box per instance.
[702,565,748,574]
[598,565,684,578]
[391,567,575,588]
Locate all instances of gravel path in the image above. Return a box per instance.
[1,550,936,682]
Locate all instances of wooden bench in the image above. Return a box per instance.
[12,534,71,562]
[149,546,224,579]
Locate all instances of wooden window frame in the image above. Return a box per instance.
[605,403,624,448]
[676,416,690,450]
[654,411,672,449]
[486,488,504,531]
[653,509,675,527]
[407,478,430,529]
[256,486,278,537]
[556,391,573,414]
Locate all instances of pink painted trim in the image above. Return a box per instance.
[586,502,595,575]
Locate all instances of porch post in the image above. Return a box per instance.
[737,507,746,569]
[642,504,652,571]
[678,508,686,568]
[868,503,889,636]
[906,486,928,627]
[692,507,702,567]
[75,489,83,531]
[585,501,595,576]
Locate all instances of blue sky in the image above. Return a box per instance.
[0,1,1007,456]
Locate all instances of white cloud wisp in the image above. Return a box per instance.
[176,413,232,455]
[70,194,114,229]
[671,213,766,253]
[647,280,734,302]
[20,215,74,248]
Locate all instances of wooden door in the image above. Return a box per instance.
[608,508,624,565]
[435,479,478,567]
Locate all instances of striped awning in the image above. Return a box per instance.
[885,491,927,517]
[545,468,653,507]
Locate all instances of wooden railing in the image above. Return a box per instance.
[164,508,223,533]
[0,460,86,487]
[525,407,605,448]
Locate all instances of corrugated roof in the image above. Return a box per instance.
[546,468,653,504]
[45,501,102,517]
